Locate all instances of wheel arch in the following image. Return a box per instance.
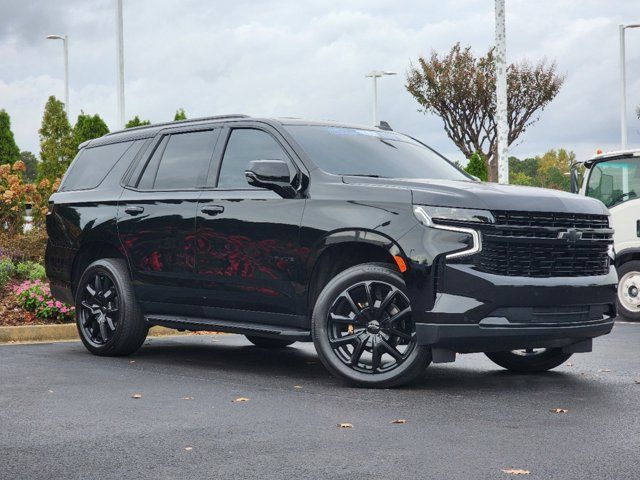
[615,248,640,269]
[70,241,131,297]
[305,229,406,315]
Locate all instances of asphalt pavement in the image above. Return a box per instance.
[1,322,638,480]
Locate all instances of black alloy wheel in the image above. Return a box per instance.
[485,348,572,373]
[312,263,431,388]
[78,272,120,347]
[327,280,416,374]
[75,258,148,356]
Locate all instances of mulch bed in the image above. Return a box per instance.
[0,282,66,327]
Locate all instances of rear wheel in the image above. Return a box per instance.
[312,263,431,388]
[485,348,572,373]
[75,258,148,356]
[245,335,295,348]
[616,261,640,322]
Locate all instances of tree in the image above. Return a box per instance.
[464,152,488,181]
[406,43,565,181]
[19,151,38,182]
[125,115,151,128]
[536,148,574,191]
[0,109,20,166]
[73,111,109,148]
[174,108,187,121]
[38,96,75,181]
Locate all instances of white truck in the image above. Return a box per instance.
[573,150,640,320]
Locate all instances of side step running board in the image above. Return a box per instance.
[145,314,311,341]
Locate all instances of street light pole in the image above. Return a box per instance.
[619,23,640,149]
[365,70,396,126]
[495,0,509,184]
[116,0,125,129]
[46,34,69,117]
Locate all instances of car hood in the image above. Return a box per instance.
[341,177,609,215]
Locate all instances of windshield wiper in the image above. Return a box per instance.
[341,173,388,178]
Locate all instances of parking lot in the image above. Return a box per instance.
[1,321,638,480]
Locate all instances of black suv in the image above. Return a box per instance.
[45,115,617,387]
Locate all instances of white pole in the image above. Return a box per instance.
[372,75,378,127]
[116,0,125,129]
[63,36,69,117]
[620,24,627,149]
[495,0,509,184]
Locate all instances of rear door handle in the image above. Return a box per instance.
[200,205,225,216]
[124,206,144,215]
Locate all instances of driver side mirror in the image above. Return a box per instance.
[245,160,297,198]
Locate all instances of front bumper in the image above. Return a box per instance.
[411,264,617,354]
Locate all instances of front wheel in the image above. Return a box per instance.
[485,348,572,373]
[617,261,640,321]
[75,258,148,356]
[312,263,431,388]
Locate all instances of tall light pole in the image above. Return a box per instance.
[46,34,69,117]
[365,70,396,126]
[619,23,640,149]
[494,0,509,184]
[116,0,125,129]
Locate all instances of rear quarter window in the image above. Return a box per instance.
[60,141,136,191]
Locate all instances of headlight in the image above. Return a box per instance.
[413,205,485,259]
[413,206,494,226]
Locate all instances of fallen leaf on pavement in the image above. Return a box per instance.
[338,423,353,428]
[132,393,142,399]
[565,363,573,367]
[185,447,193,451]
[390,419,407,424]
[501,468,530,475]
[549,408,568,414]
[233,397,250,403]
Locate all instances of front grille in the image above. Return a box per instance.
[476,211,612,277]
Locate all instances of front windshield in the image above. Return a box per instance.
[284,125,470,181]
[586,158,640,208]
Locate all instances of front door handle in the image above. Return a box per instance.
[124,206,144,215]
[200,205,225,216]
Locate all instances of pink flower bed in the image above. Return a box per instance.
[14,280,75,322]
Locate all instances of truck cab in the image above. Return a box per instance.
[576,150,640,320]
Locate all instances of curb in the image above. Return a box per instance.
[0,324,183,344]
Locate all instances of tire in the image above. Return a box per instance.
[75,258,148,356]
[616,260,640,322]
[245,335,295,348]
[485,348,572,373]
[311,263,431,388]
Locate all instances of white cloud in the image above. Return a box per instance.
[0,0,639,163]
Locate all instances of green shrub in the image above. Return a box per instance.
[15,261,46,281]
[465,152,488,181]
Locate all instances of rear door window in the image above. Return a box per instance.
[137,130,218,190]
[61,141,134,191]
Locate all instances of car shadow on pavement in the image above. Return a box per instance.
[123,336,606,397]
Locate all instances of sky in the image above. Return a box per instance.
[1,0,639,164]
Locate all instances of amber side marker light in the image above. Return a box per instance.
[394,255,407,273]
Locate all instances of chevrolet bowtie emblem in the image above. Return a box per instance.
[557,228,583,242]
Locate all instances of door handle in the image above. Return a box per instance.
[200,205,225,216]
[124,206,145,215]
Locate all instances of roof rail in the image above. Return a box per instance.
[105,114,251,137]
